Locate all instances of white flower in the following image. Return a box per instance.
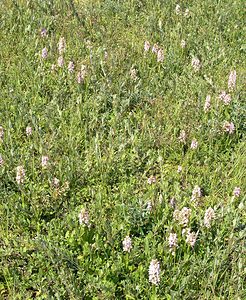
[53,177,60,188]
[16,166,25,184]
[58,37,66,54]
[122,236,132,252]
[144,41,150,52]
[191,57,201,72]
[177,165,182,173]
[58,56,64,67]
[78,208,90,227]
[204,207,215,228]
[190,139,198,150]
[168,233,178,251]
[184,8,189,17]
[204,95,211,112]
[149,259,161,285]
[185,229,198,247]
[68,61,75,73]
[228,70,236,90]
[157,49,164,62]
[174,207,191,227]
[191,185,202,202]
[41,156,49,168]
[178,130,186,143]
[175,4,181,15]
[181,40,186,48]
[147,176,156,184]
[26,126,32,136]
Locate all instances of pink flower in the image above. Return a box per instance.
[185,229,198,247]
[78,208,90,227]
[168,233,178,251]
[204,207,215,228]
[223,121,235,134]
[152,43,159,54]
[191,185,202,202]
[233,187,240,197]
[41,47,48,59]
[219,91,231,105]
[40,28,47,37]
[228,70,236,90]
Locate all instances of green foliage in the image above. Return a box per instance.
[0,0,245,299]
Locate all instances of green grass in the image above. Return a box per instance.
[0,0,245,299]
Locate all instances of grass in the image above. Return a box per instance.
[0,0,245,299]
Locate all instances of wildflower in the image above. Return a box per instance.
[170,197,176,208]
[52,177,60,188]
[168,233,178,252]
[149,259,161,285]
[0,126,4,141]
[0,155,3,166]
[223,121,235,134]
[152,43,159,54]
[191,57,201,72]
[177,165,182,173]
[185,229,197,247]
[191,185,202,202]
[147,175,156,184]
[228,70,236,90]
[178,130,187,143]
[41,47,48,59]
[174,207,191,227]
[204,95,211,112]
[104,51,108,59]
[40,28,47,37]
[78,208,90,227]
[204,207,215,228]
[233,187,240,197]
[16,166,25,184]
[57,56,64,67]
[181,40,186,48]
[77,71,83,84]
[130,67,138,81]
[144,41,150,52]
[26,126,32,136]
[146,201,152,212]
[122,236,132,252]
[157,49,164,62]
[58,37,66,54]
[175,4,181,15]
[184,8,189,17]
[68,61,75,73]
[190,139,198,150]
[219,91,231,105]
[41,156,49,168]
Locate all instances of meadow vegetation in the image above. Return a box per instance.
[0,0,245,299]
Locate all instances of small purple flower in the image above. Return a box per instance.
[191,57,201,72]
[157,49,164,62]
[57,56,64,67]
[147,175,156,185]
[223,121,235,134]
[68,61,75,73]
[228,70,236,90]
[41,156,49,168]
[149,259,161,285]
[204,95,211,112]
[40,28,47,37]
[190,139,198,150]
[41,47,48,59]
[233,187,240,197]
[144,41,150,52]
[122,236,132,252]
